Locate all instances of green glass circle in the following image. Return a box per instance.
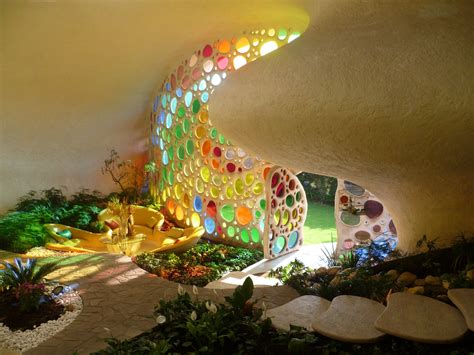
[168,146,174,159]
[296,191,301,202]
[228,226,235,237]
[168,171,174,185]
[241,229,250,243]
[341,211,360,226]
[183,118,190,134]
[250,228,260,243]
[220,204,234,222]
[286,195,294,207]
[177,106,186,118]
[260,199,266,210]
[218,134,225,144]
[175,125,183,139]
[177,145,185,160]
[255,210,261,219]
[192,99,201,114]
[272,236,286,254]
[186,140,194,155]
[210,128,218,139]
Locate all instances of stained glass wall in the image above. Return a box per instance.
[148,27,306,258]
[335,179,398,253]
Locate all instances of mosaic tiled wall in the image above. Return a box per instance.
[148,28,305,257]
[264,167,307,258]
[335,179,398,253]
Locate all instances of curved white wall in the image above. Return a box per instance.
[210,0,474,251]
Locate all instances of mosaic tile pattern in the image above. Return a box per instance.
[335,179,397,253]
[149,28,304,257]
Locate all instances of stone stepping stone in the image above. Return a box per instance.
[448,288,474,331]
[204,271,281,289]
[266,295,331,331]
[375,292,467,343]
[312,295,386,343]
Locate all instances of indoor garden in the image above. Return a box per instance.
[1,2,473,354]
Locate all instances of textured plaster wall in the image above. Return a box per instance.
[211,0,474,251]
[0,0,310,212]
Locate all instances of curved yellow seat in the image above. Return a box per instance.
[44,223,113,253]
[98,205,165,232]
[43,221,204,256]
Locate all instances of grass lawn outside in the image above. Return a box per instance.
[303,201,337,245]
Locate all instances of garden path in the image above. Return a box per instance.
[23,253,299,355]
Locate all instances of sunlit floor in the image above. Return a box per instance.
[303,202,337,245]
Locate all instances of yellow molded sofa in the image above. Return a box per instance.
[97,205,204,255]
[44,223,113,253]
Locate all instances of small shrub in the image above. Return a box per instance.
[0,212,48,253]
[0,258,57,313]
[135,242,263,286]
[0,258,57,289]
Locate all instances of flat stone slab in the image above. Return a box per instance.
[266,295,331,331]
[375,292,468,343]
[312,295,386,343]
[448,288,474,331]
[204,271,281,289]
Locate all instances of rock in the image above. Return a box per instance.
[442,280,450,289]
[385,270,399,282]
[347,271,358,280]
[329,276,341,286]
[65,304,75,312]
[312,295,386,343]
[425,285,447,296]
[414,279,425,286]
[407,286,424,295]
[266,295,331,331]
[375,292,468,343]
[436,295,450,303]
[204,271,281,289]
[397,272,417,286]
[315,267,328,274]
[425,275,441,286]
[448,289,474,331]
[466,270,474,281]
[327,266,341,276]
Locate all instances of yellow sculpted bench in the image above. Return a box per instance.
[43,205,204,256]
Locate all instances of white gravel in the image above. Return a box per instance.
[0,286,83,353]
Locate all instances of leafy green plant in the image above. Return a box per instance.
[338,250,360,269]
[135,242,263,286]
[94,276,474,354]
[0,258,57,289]
[95,278,320,354]
[0,212,48,252]
[451,235,474,272]
[0,258,58,313]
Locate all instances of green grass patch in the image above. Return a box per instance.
[303,202,337,245]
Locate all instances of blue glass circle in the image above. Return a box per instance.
[193,196,202,212]
[162,151,169,165]
[204,218,215,234]
[201,92,209,103]
[176,88,182,97]
[185,92,193,107]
